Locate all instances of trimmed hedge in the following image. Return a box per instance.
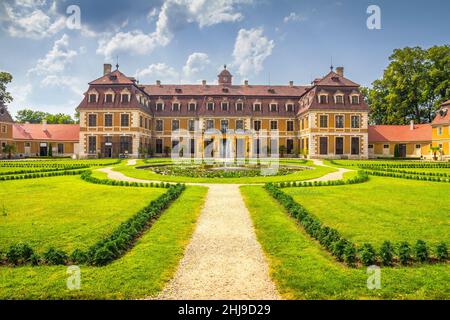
[362,170,450,183]
[274,171,369,189]
[265,183,449,267]
[331,160,450,169]
[80,170,173,188]
[0,183,185,267]
[0,165,89,176]
[0,169,88,181]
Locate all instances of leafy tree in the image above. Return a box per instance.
[2,144,16,159]
[15,109,76,124]
[363,45,450,124]
[0,71,13,105]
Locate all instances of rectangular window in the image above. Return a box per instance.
[119,136,131,154]
[351,95,359,104]
[351,137,360,155]
[287,139,294,154]
[335,115,344,128]
[207,102,214,111]
[156,103,164,111]
[368,144,374,149]
[189,103,196,111]
[88,94,97,103]
[206,119,214,130]
[189,119,195,131]
[270,104,277,112]
[156,139,163,154]
[286,104,294,112]
[236,119,244,130]
[383,144,389,149]
[253,103,261,112]
[415,144,421,149]
[351,115,360,128]
[236,102,243,111]
[335,137,344,155]
[88,136,96,154]
[270,120,278,130]
[121,94,129,103]
[57,143,64,154]
[120,114,130,127]
[156,120,163,131]
[172,120,180,131]
[287,120,294,132]
[254,120,261,131]
[335,95,344,104]
[319,115,328,128]
[139,116,143,127]
[1,125,6,133]
[105,94,113,103]
[172,103,180,111]
[437,127,443,135]
[319,95,327,104]
[319,137,328,155]
[220,120,229,133]
[221,102,229,111]
[104,114,113,127]
[88,114,97,127]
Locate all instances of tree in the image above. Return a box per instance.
[362,45,450,125]
[15,109,76,124]
[0,72,13,105]
[2,144,16,159]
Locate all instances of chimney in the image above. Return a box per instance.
[410,120,414,131]
[336,67,344,77]
[103,63,112,75]
[202,80,207,86]
[156,80,161,86]
[244,80,249,86]
[289,80,294,87]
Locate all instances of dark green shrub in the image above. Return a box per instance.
[43,247,68,265]
[70,249,88,264]
[359,243,377,266]
[379,241,394,266]
[331,239,348,261]
[414,240,429,262]
[436,242,448,261]
[6,243,34,265]
[93,247,114,266]
[344,244,357,267]
[30,253,40,266]
[398,241,411,265]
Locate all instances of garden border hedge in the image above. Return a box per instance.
[0,169,89,181]
[264,183,449,267]
[80,170,174,188]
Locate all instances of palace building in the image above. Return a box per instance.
[76,64,370,159]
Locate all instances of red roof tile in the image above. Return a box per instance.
[89,69,135,85]
[432,101,450,125]
[13,124,80,141]
[315,71,360,87]
[368,124,432,143]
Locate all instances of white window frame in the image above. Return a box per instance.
[319,115,328,128]
[351,115,361,129]
[270,103,278,112]
[235,119,245,130]
[270,120,278,131]
[253,103,262,112]
[318,94,328,104]
[104,113,113,127]
[172,102,180,112]
[235,101,244,111]
[155,119,164,132]
[334,94,345,104]
[285,103,294,112]
[207,102,215,111]
[286,120,294,132]
[156,102,164,111]
[335,114,345,128]
[221,101,229,111]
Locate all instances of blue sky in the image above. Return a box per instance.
[0,0,449,117]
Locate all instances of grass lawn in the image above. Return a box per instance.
[0,176,166,253]
[111,159,337,184]
[0,186,208,299]
[241,186,450,299]
[281,176,450,248]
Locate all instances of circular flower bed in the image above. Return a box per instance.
[146,164,305,178]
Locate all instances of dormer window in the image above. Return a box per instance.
[351,95,360,104]
[319,95,328,104]
[286,104,294,112]
[156,103,164,111]
[121,94,130,103]
[270,104,278,112]
[236,102,243,111]
[105,94,114,103]
[172,103,180,111]
[335,95,344,104]
[88,94,97,103]
[221,101,229,111]
[207,102,214,111]
[253,103,261,112]
[188,102,196,111]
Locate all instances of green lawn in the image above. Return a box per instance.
[0,186,207,299]
[281,176,450,248]
[241,186,450,299]
[0,176,166,252]
[111,159,337,184]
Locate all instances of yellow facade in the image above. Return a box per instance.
[432,125,450,159]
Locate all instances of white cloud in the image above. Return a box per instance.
[183,52,210,77]
[2,0,66,39]
[97,0,252,59]
[28,34,78,75]
[9,83,33,108]
[135,63,180,82]
[283,12,307,23]
[232,27,274,78]
[40,75,84,96]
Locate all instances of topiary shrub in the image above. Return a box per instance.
[398,241,411,265]
[70,249,88,264]
[344,243,357,267]
[331,239,348,261]
[436,242,448,261]
[6,243,34,265]
[92,247,114,266]
[43,247,68,265]
[414,240,429,263]
[359,243,377,266]
[379,241,394,266]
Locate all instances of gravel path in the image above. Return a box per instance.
[127,159,137,166]
[308,159,352,182]
[153,184,279,300]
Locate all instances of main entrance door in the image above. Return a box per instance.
[398,144,407,158]
[39,143,48,156]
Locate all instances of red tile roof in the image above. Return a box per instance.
[315,71,360,87]
[432,101,450,125]
[368,124,432,143]
[89,69,135,85]
[13,124,80,141]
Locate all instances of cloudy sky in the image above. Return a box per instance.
[0,0,449,117]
